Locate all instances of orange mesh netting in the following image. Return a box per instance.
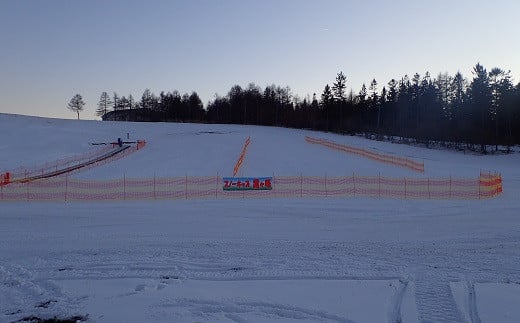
[0,172,501,202]
[233,136,251,177]
[306,136,425,173]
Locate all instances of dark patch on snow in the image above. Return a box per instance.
[229,266,246,272]
[57,267,72,272]
[160,275,179,280]
[13,315,88,323]
[195,131,232,135]
[35,300,56,309]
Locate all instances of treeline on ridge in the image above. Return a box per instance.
[99,63,520,153]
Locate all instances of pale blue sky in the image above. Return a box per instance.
[1,0,519,120]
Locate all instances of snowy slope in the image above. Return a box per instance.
[1,113,519,323]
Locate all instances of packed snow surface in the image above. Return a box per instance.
[1,113,519,323]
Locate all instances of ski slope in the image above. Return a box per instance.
[1,113,519,323]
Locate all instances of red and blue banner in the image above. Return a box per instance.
[223,177,273,191]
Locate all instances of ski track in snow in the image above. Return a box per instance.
[3,235,519,322]
[159,298,356,323]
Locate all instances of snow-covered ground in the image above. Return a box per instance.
[1,113,519,323]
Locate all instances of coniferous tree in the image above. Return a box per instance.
[321,84,333,131]
[449,72,468,144]
[435,73,452,120]
[378,86,387,132]
[357,84,367,105]
[128,94,135,109]
[386,79,398,134]
[332,72,347,102]
[188,92,204,121]
[489,68,514,150]
[356,84,367,130]
[419,72,441,143]
[310,93,319,129]
[113,92,120,111]
[469,63,493,152]
[140,89,154,110]
[368,79,378,130]
[514,83,520,143]
[96,92,112,117]
[397,75,411,139]
[118,96,130,110]
[245,83,262,124]
[332,72,348,131]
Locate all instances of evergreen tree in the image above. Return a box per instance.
[118,96,130,110]
[397,75,411,138]
[449,72,468,143]
[310,93,319,129]
[368,79,378,130]
[386,79,398,134]
[113,92,120,111]
[489,67,514,149]
[387,79,398,103]
[435,72,452,120]
[469,63,492,152]
[141,89,154,110]
[378,86,387,131]
[332,72,347,102]
[311,93,319,108]
[96,92,112,117]
[369,79,378,106]
[188,92,204,121]
[321,84,333,131]
[128,94,135,109]
[357,84,367,105]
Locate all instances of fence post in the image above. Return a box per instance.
[478,174,481,199]
[300,173,303,198]
[325,173,327,197]
[378,173,381,198]
[428,178,430,200]
[449,175,452,199]
[353,172,356,197]
[273,172,275,198]
[216,173,219,199]
[404,177,407,199]
[153,173,156,200]
[123,173,126,201]
[26,181,29,202]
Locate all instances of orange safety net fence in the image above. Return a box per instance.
[0,171,501,202]
[306,136,425,173]
[0,140,146,185]
[233,136,251,176]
